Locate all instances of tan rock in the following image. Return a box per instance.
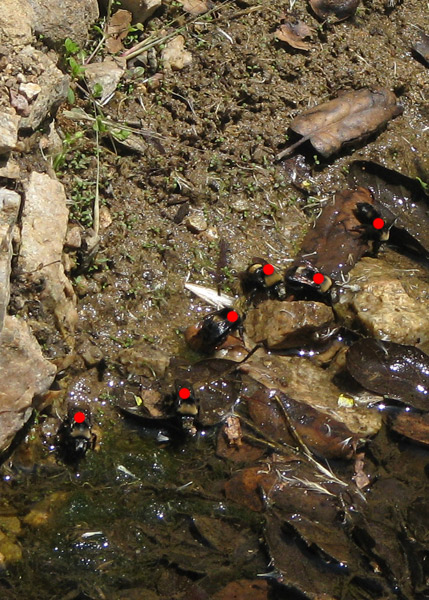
[0,316,56,452]
[161,36,192,71]
[0,189,20,331]
[0,0,34,47]
[0,111,19,154]
[19,172,78,348]
[246,299,334,350]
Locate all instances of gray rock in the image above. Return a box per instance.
[0,157,20,179]
[0,315,56,452]
[17,46,69,130]
[19,172,78,349]
[0,190,21,332]
[0,0,34,48]
[246,299,335,350]
[28,0,99,46]
[185,213,208,234]
[0,111,19,154]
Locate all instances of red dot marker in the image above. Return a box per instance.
[227,310,239,323]
[372,217,385,230]
[73,411,86,424]
[262,263,275,276]
[312,272,325,285]
[178,387,191,400]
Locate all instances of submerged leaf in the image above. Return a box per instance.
[348,161,429,260]
[277,88,402,159]
[413,31,429,65]
[346,339,429,410]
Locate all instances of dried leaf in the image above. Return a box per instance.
[275,21,313,51]
[106,9,132,54]
[309,0,360,21]
[277,88,402,160]
[224,415,242,446]
[178,0,211,16]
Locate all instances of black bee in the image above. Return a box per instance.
[55,407,96,464]
[354,202,392,252]
[240,258,286,300]
[171,380,199,435]
[184,307,244,354]
[285,263,333,298]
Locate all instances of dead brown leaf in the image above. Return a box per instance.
[275,21,313,51]
[106,9,132,54]
[178,0,212,16]
[277,88,402,160]
[309,0,360,21]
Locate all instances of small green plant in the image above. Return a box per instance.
[53,131,85,171]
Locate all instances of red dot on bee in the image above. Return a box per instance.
[179,388,191,400]
[227,310,239,323]
[262,263,275,276]
[313,272,325,285]
[73,411,86,424]
[373,217,385,230]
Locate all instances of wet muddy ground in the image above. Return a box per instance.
[1,0,429,598]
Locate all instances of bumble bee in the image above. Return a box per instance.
[184,307,244,354]
[354,202,391,242]
[240,258,286,300]
[285,263,333,298]
[171,380,199,435]
[55,407,96,464]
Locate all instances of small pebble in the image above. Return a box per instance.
[185,213,208,234]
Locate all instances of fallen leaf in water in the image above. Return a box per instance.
[346,339,429,410]
[179,0,212,15]
[390,411,429,447]
[275,21,313,51]
[309,0,360,21]
[413,31,429,64]
[106,9,132,54]
[349,161,429,260]
[212,579,268,600]
[277,88,402,159]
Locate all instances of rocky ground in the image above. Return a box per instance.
[0,0,428,598]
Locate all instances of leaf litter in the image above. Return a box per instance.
[277,88,403,160]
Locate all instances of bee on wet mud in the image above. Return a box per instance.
[184,307,244,354]
[240,258,286,302]
[55,407,96,465]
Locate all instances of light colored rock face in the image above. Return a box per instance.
[102,0,161,23]
[28,0,99,46]
[19,172,77,348]
[335,258,429,347]
[0,0,34,48]
[0,316,56,452]
[161,36,193,71]
[17,47,69,130]
[0,112,19,154]
[0,190,21,332]
[84,57,126,104]
[246,299,335,350]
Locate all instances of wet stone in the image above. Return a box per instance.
[119,341,170,377]
[246,299,335,350]
[185,212,208,234]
